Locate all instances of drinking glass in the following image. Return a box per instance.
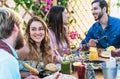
[77,65,85,79]
[61,60,70,74]
[102,62,118,79]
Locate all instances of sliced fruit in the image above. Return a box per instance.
[107,46,116,52]
[73,62,82,66]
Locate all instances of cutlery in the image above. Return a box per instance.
[97,35,106,41]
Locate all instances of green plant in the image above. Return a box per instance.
[57,0,69,8]
[115,0,120,7]
[14,0,52,21]
[14,0,72,22]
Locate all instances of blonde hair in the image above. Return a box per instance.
[0,7,23,38]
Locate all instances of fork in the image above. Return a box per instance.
[97,35,106,41]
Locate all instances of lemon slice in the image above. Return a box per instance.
[73,62,82,66]
[107,46,116,52]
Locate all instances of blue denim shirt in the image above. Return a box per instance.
[81,15,120,48]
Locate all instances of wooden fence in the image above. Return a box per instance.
[0,0,110,48]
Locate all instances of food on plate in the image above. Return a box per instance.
[106,46,116,52]
[64,54,79,61]
[86,63,101,69]
[104,53,109,56]
[64,52,89,62]
[101,51,110,58]
[23,63,39,75]
[93,63,101,69]
[45,63,58,72]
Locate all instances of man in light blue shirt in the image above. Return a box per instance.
[0,7,23,79]
[0,48,21,79]
[81,0,120,49]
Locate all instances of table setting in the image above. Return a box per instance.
[58,46,120,79]
[23,46,120,79]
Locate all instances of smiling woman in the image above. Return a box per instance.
[29,21,45,43]
[16,16,52,79]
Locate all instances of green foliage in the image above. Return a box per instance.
[14,0,33,9]
[116,0,120,7]
[14,0,48,22]
[57,0,69,8]
[13,0,71,22]
[70,45,76,50]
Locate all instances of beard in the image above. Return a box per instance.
[94,11,103,21]
[15,32,24,49]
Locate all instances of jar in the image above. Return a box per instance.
[89,47,98,60]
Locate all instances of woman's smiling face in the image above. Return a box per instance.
[29,21,45,44]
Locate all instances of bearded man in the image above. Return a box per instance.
[81,0,120,50]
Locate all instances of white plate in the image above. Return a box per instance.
[101,51,110,58]
[43,74,77,79]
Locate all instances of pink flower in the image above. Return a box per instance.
[48,0,53,5]
[44,8,48,12]
[42,0,52,12]
[42,0,48,2]
[36,0,39,4]
[74,31,78,36]
[69,31,79,40]
[43,0,53,5]
[44,5,51,12]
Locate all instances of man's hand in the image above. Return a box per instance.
[88,39,98,47]
[111,49,120,57]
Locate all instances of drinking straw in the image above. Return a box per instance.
[53,47,63,62]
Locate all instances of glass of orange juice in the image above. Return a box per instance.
[89,47,98,60]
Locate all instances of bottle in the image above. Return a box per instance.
[85,63,95,79]
[77,64,85,79]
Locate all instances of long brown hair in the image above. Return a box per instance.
[24,16,51,64]
[47,6,70,47]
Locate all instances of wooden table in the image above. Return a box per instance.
[71,70,120,79]
[71,57,120,79]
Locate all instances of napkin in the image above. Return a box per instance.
[106,57,116,68]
